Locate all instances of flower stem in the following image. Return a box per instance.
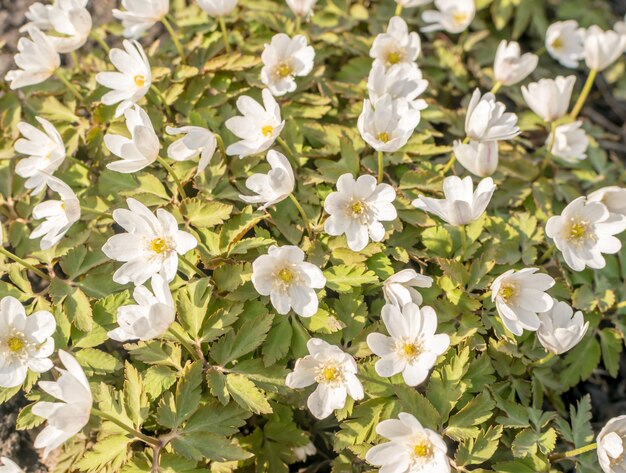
[179,254,209,278]
[394,4,403,16]
[149,85,172,116]
[168,325,201,362]
[218,16,231,53]
[215,134,227,160]
[490,81,503,94]
[0,247,51,281]
[551,443,597,461]
[294,15,302,34]
[532,352,555,367]
[89,31,110,53]
[91,408,159,447]
[80,206,109,218]
[570,69,598,119]
[289,194,312,236]
[459,225,467,261]
[53,69,85,101]
[377,151,384,183]
[276,137,299,169]
[156,156,187,200]
[161,17,186,64]
[441,137,469,175]
[540,121,558,172]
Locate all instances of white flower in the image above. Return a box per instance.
[598,416,626,473]
[366,413,451,473]
[197,0,237,16]
[490,268,555,336]
[546,21,585,68]
[15,117,65,194]
[22,0,92,54]
[261,34,315,96]
[367,303,449,387]
[286,0,317,17]
[294,442,317,462]
[465,89,520,142]
[166,126,217,175]
[108,274,175,342]
[32,350,92,459]
[422,0,475,34]
[521,76,576,123]
[383,269,433,307]
[370,17,421,68]
[324,174,397,252]
[113,0,169,39]
[96,40,151,118]
[252,245,325,317]
[239,150,295,209]
[5,26,60,90]
[102,198,198,285]
[367,63,428,111]
[547,121,589,163]
[225,89,285,159]
[546,197,626,272]
[493,40,538,86]
[30,177,80,250]
[285,338,363,419]
[583,25,626,72]
[104,105,160,173]
[588,187,626,219]
[396,0,432,7]
[454,140,498,178]
[537,299,588,355]
[0,457,23,473]
[358,95,421,153]
[0,296,55,388]
[412,176,496,226]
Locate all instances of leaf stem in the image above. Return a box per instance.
[168,325,201,362]
[377,151,384,183]
[53,69,85,101]
[179,254,209,278]
[218,16,231,53]
[89,31,110,53]
[215,133,227,160]
[490,81,503,94]
[551,442,597,461]
[161,16,186,64]
[394,4,403,16]
[0,247,51,281]
[156,156,187,200]
[570,69,598,119]
[91,408,159,446]
[149,85,172,116]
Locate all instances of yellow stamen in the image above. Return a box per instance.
[134,74,146,87]
[262,125,274,137]
[276,62,293,78]
[351,201,365,215]
[150,237,168,254]
[322,366,339,382]
[568,221,587,241]
[377,132,391,143]
[403,343,419,358]
[277,268,293,284]
[413,442,431,458]
[7,337,24,353]
[551,37,564,51]
[60,201,66,210]
[453,11,468,25]
[387,51,402,65]
[499,284,516,302]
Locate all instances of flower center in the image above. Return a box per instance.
[453,11,468,26]
[568,220,588,242]
[551,37,564,51]
[499,283,518,303]
[315,363,344,385]
[277,268,294,284]
[149,237,169,255]
[387,51,402,65]
[7,336,24,353]
[60,201,66,210]
[134,74,146,87]
[351,201,365,215]
[411,439,433,461]
[262,125,274,137]
[377,132,391,143]
[275,62,293,78]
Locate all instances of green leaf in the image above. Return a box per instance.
[157,362,203,429]
[447,392,496,441]
[455,425,503,466]
[421,226,453,257]
[262,315,293,367]
[599,328,623,378]
[225,373,273,414]
[181,198,233,228]
[171,432,252,462]
[323,264,378,293]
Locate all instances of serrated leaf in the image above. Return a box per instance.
[225,373,272,414]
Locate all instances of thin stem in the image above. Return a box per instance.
[276,137,299,170]
[532,352,555,367]
[551,443,597,461]
[294,15,302,34]
[80,206,109,218]
[90,31,110,53]
[218,16,231,53]
[70,51,79,67]
[53,69,85,101]
[0,247,51,281]
[156,156,187,200]
[540,121,558,172]
[149,85,172,116]
[168,325,200,362]
[215,134,227,160]
[289,194,312,236]
[459,225,467,261]
[441,137,469,175]
[490,81,503,94]
[91,408,159,446]
[394,4,403,16]
[377,151,384,183]
[570,69,598,119]
[161,17,186,64]
[179,254,209,278]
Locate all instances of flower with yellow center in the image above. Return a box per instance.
[453,11,468,27]
[149,237,169,255]
[134,74,146,87]
[275,62,293,78]
[498,284,517,303]
[412,440,433,460]
[7,336,25,353]
[551,37,564,51]
[377,132,391,143]
[261,33,315,96]
[262,125,274,137]
[567,219,590,244]
[387,50,402,65]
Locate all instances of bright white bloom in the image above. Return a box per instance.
[396,0,432,7]
[493,40,538,86]
[22,0,92,53]
[367,303,449,387]
[383,269,433,307]
[108,274,175,342]
[490,268,555,336]
[5,26,60,90]
[324,174,397,252]
[358,95,421,153]
[166,126,217,175]
[32,350,92,459]
[454,140,498,178]
[286,0,317,17]
[465,89,520,142]
[251,245,325,317]
[285,338,363,419]
[30,177,80,250]
[0,297,55,388]
[367,63,428,112]
[96,40,151,118]
[598,416,626,473]
[294,442,317,462]
[412,176,496,226]
[239,150,294,209]
[521,76,576,123]
[113,0,169,39]
[366,412,451,473]
[547,121,589,163]
[583,25,626,71]
[537,299,588,355]
[102,198,198,285]
[0,458,23,473]
[546,21,585,68]
[588,187,626,219]
[225,89,285,159]
[370,17,421,68]
[422,0,475,34]
[104,105,160,173]
[197,0,237,16]
[261,34,314,96]
[15,117,65,194]
[546,197,626,272]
